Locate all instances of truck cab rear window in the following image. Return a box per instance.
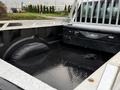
[78,0,120,24]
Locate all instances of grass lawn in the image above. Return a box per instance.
[43,12,68,17]
[1,13,48,20]
[0,12,68,20]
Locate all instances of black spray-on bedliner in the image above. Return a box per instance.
[16,44,112,90]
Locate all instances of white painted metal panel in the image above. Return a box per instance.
[0,20,65,31]
[74,52,120,90]
[97,64,119,90]
[0,59,57,90]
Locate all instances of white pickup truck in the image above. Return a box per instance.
[0,0,120,90]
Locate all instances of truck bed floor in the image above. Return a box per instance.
[16,43,112,90]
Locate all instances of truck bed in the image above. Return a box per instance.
[19,43,112,90]
[0,26,115,90]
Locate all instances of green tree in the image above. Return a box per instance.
[43,5,46,13]
[64,5,67,12]
[40,4,43,13]
[37,5,40,13]
[34,5,38,13]
[68,5,71,12]
[32,5,35,12]
[27,4,33,12]
[0,1,7,17]
[52,6,55,13]
[46,6,49,13]
[49,6,52,13]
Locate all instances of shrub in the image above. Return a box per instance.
[11,8,18,13]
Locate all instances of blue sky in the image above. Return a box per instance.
[0,0,74,8]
